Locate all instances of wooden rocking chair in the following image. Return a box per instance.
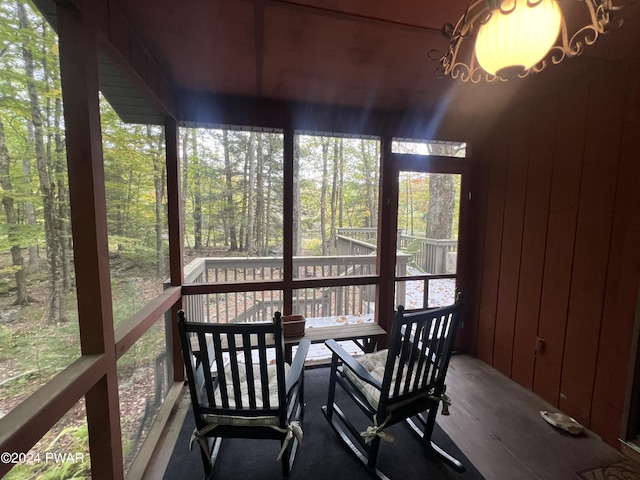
[321,294,464,479]
[177,310,310,479]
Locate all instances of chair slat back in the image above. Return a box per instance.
[380,295,463,410]
[178,310,288,423]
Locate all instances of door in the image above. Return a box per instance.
[384,143,471,354]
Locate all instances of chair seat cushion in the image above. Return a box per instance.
[202,412,281,427]
[344,349,417,409]
[217,361,290,407]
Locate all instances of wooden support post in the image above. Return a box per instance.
[165,116,185,382]
[283,123,294,315]
[56,3,123,479]
[376,135,398,348]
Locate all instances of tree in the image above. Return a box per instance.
[148,125,165,275]
[180,129,189,248]
[19,1,65,322]
[329,138,340,251]
[425,143,464,240]
[222,130,238,251]
[319,137,330,255]
[255,133,266,255]
[425,174,455,239]
[245,132,256,254]
[192,130,203,250]
[292,135,302,255]
[0,119,30,304]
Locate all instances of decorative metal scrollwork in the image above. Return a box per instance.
[429,0,623,83]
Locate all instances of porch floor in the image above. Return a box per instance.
[145,354,636,480]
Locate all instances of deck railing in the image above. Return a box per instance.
[335,228,457,275]
[173,254,410,324]
[398,235,457,274]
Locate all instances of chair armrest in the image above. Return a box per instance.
[286,338,310,393]
[325,338,382,390]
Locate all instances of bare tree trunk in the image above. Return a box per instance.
[180,130,190,249]
[246,133,257,255]
[426,174,455,239]
[320,139,330,255]
[361,140,378,228]
[54,97,72,291]
[425,143,462,240]
[19,2,62,323]
[149,126,165,275]
[256,135,266,255]
[223,130,238,251]
[264,138,274,255]
[292,135,302,256]
[338,139,344,228]
[329,138,340,254]
[23,122,38,271]
[0,120,30,305]
[191,130,202,250]
[238,133,254,252]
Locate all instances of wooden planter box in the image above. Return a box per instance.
[282,314,306,338]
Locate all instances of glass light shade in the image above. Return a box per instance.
[475,0,563,77]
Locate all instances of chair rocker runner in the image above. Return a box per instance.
[177,309,310,479]
[321,294,465,479]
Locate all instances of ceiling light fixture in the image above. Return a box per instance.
[429,0,622,83]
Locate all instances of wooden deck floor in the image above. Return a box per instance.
[145,354,637,480]
[438,354,634,479]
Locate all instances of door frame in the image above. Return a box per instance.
[378,151,472,350]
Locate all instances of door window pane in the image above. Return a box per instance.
[397,171,460,275]
[396,170,461,309]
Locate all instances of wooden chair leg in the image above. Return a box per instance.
[325,355,340,420]
[199,437,222,479]
[405,412,465,473]
[366,435,382,470]
[280,439,291,480]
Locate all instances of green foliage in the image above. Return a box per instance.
[109,235,159,271]
[302,237,323,256]
[4,423,91,480]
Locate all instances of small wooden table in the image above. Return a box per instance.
[190,322,387,365]
[284,322,386,363]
